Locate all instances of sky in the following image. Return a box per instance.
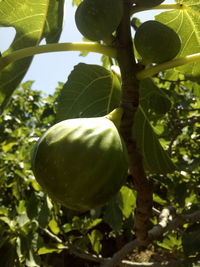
[0,0,174,95]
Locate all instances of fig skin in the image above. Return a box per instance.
[31,117,128,211]
[75,0,123,41]
[134,20,181,64]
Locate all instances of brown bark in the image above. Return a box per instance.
[115,0,153,244]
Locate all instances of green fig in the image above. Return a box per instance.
[134,20,181,64]
[75,0,123,41]
[31,111,128,211]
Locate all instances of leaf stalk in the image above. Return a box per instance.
[0,42,117,70]
[131,3,183,15]
[136,53,200,80]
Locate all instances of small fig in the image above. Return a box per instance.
[134,20,181,64]
[75,0,123,41]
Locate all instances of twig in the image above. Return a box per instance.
[59,245,105,263]
[101,209,200,267]
[101,239,141,267]
[180,108,200,112]
[42,228,63,243]
[42,209,200,266]
[148,206,176,239]
[41,227,106,263]
[165,209,200,231]
[152,207,161,216]
[121,261,161,266]
[120,254,200,266]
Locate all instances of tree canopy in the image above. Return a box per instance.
[0,0,200,266]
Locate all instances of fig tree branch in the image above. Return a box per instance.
[42,209,200,266]
[101,208,200,267]
[116,0,153,244]
[42,228,63,243]
[0,42,117,70]
[42,228,105,263]
[122,255,200,266]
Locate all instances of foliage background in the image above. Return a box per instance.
[0,0,200,266]
[0,76,199,266]
[0,1,173,95]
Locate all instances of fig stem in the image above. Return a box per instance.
[105,108,123,129]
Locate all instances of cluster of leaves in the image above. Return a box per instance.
[0,0,200,266]
[0,77,199,266]
[0,82,57,267]
[144,71,200,256]
[1,0,200,109]
[0,82,135,266]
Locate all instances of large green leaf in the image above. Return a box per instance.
[56,64,175,173]
[156,0,200,78]
[133,106,176,173]
[56,63,122,121]
[139,78,171,115]
[103,197,123,231]
[134,78,176,173]
[88,229,103,254]
[44,0,65,43]
[0,0,64,111]
[38,197,52,228]
[118,186,136,218]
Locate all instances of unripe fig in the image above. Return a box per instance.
[75,0,123,41]
[31,110,128,211]
[134,20,181,64]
